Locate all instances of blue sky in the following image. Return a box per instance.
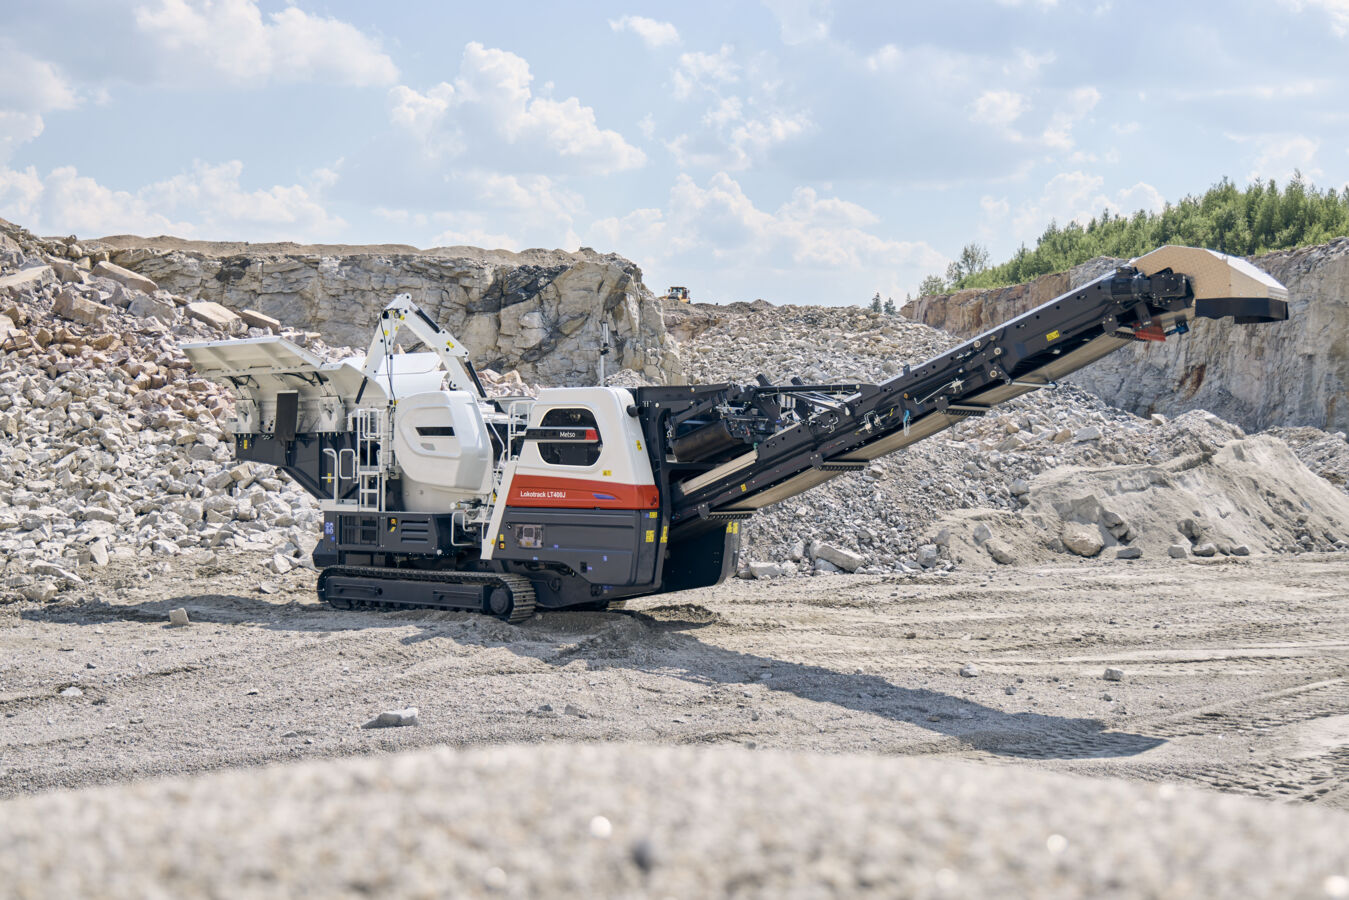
[2,0,1348,306]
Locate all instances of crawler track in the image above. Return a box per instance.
[317,566,537,624]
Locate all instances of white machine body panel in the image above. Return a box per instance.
[392,390,495,512]
[481,387,655,559]
[513,387,653,490]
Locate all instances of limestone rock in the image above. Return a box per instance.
[1061,522,1104,557]
[0,265,53,295]
[239,308,280,332]
[748,561,792,579]
[984,539,1015,565]
[186,301,244,334]
[362,707,420,729]
[1168,544,1189,559]
[129,293,176,324]
[811,542,863,573]
[48,258,86,284]
[92,260,157,295]
[52,288,112,326]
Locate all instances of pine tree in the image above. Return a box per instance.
[883,297,897,315]
[918,274,946,296]
[951,175,1349,290]
[869,292,882,312]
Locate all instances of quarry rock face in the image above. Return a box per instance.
[102,241,683,387]
[900,239,1349,432]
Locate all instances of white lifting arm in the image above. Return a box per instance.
[360,293,486,399]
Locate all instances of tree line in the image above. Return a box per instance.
[912,174,1349,296]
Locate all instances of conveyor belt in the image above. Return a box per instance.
[645,250,1288,533]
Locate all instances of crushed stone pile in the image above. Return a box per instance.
[0,220,353,603]
[1,742,1345,898]
[669,301,1349,576]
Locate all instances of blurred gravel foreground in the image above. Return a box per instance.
[1,743,1346,898]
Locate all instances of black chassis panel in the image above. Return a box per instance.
[319,511,458,558]
[235,431,360,503]
[661,522,741,593]
[494,507,662,588]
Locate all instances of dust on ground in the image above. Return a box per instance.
[2,552,1346,808]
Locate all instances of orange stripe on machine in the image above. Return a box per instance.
[506,474,660,509]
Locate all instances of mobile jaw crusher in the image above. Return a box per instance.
[183,246,1289,622]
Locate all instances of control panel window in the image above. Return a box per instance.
[538,407,602,466]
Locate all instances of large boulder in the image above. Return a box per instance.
[92,260,158,295]
[1061,521,1104,558]
[52,287,113,326]
[186,301,244,334]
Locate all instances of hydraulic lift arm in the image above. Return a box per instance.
[360,293,487,400]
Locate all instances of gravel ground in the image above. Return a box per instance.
[3,542,1349,897]
[3,552,1346,810]
[2,742,1347,899]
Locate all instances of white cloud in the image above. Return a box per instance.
[637,113,656,140]
[1042,86,1100,150]
[971,90,1029,136]
[999,171,1165,241]
[729,113,812,164]
[389,82,457,135]
[762,0,832,44]
[0,46,80,113]
[0,160,344,241]
[133,0,398,86]
[430,227,522,251]
[376,170,584,252]
[864,44,902,73]
[704,97,745,129]
[673,46,740,100]
[1173,79,1325,101]
[1003,48,1056,77]
[595,172,942,271]
[1279,0,1349,36]
[0,45,81,161]
[388,43,645,175]
[1231,133,1323,182]
[672,107,811,171]
[609,15,680,48]
[0,113,47,164]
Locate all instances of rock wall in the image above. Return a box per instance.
[900,239,1349,432]
[101,239,683,386]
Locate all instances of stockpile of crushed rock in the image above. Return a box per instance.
[669,301,1349,577]
[0,220,335,603]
